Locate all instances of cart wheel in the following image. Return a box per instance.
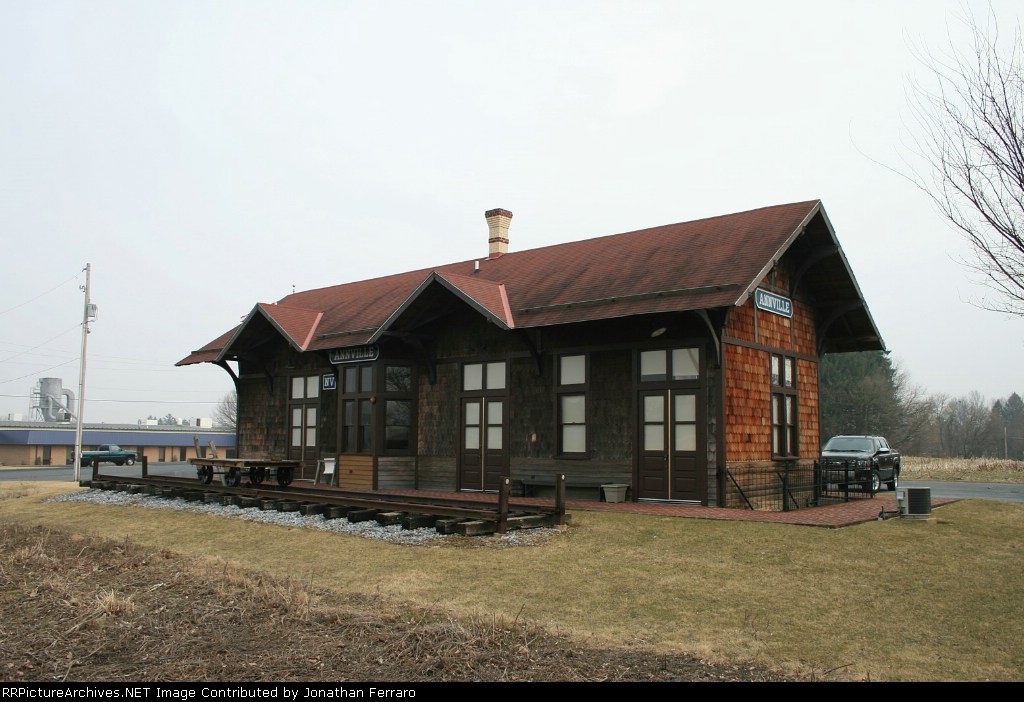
[249,466,266,485]
[276,466,294,487]
[224,467,241,487]
[197,465,213,485]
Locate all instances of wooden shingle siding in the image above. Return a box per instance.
[431,305,525,358]
[792,299,817,356]
[337,454,373,490]
[722,279,821,477]
[797,358,820,458]
[589,349,633,462]
[236,342,329,464]
[723,343,772,462]
[509,356,554,458]
[758,307,792,349]
[728,301,756,343]
[237,372,282,459]
[418,362,458,457]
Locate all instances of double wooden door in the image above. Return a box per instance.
[460,397,507,491]
[638,389,704,501]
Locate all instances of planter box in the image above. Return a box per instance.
[601,483,629,503]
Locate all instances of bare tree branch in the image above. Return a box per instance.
[213,391,237,431]
[911,10,1024,316]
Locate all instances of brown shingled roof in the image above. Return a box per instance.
[255,303,323,351]
[177,199,882,366]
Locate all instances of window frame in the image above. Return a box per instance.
[287,372,322,458]
[461,360,508,395]
[556,353,589,458]
[340,363,375,455]
[380,363,416,455]
[638,347,702,385]
[338,361,417,456]
[770,353,798,459]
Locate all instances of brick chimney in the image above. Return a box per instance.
[485,208,512,258]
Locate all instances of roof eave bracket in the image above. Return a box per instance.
[816,301,864,356]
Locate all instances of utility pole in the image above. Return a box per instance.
[73,264,94,483]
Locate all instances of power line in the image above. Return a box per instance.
[0,344,194,371]
[0,358,77,385]
[0,323,81,364]
[0,273,80,316]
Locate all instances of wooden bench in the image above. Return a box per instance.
[518,475,628,501]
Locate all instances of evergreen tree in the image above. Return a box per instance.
[819,351,933,450]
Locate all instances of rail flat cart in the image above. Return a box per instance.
[188,457,301,488]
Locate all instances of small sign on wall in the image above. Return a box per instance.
[754,288,793,318]
[329,345,380,364]
[322,373,337,391]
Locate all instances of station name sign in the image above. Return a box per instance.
[754,288,793,318]
[329,345,380,364]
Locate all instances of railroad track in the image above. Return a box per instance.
[84,469,568,537]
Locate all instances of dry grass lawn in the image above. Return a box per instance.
[1,476,1022,682]
[902,456,1024,483]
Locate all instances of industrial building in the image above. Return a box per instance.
[0,421,236,467]
[0,377,235,466]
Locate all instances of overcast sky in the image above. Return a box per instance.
[1,0,1021,424]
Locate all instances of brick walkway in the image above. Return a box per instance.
[382,488,957,528]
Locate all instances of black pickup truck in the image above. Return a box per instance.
[74,444,138,467]
[819,435,901,493]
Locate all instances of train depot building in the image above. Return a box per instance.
[178,201,884,508]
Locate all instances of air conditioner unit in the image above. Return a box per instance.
[896,487,932,518]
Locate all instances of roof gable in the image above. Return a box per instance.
[370,271,514,344]
[213,303,323,363]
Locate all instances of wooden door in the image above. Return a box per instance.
[460,398,506,491]
[638,389,702,501]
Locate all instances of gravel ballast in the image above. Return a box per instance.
[48,488,558,547]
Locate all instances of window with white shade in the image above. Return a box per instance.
[288,374,321,462]
[640,348,701,383]
[463,361,506,392]
[557,354,587,455]
[771,353,798,457]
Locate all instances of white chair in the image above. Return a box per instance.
[315,457,337,486]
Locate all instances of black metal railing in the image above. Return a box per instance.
[725,461,877,512]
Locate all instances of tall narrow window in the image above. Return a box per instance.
[341,364,374,453]
[382,364,415,453]
[557,354,587,455]
[288,373,321,463]
[770,354,798,457]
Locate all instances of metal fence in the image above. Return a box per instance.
[724,461,878,512]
